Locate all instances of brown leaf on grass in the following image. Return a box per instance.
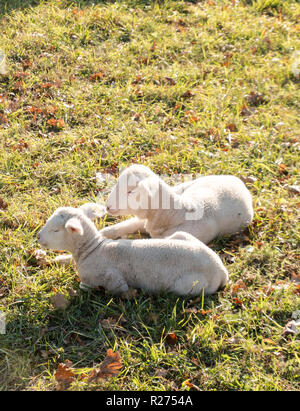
[89,72,104,82]
[189,115,199,123]
[137,55,151,65]
[240,175,257,184]
[181,90,193,99]
[88,349,122,382]
[222,60,231,67]
[184,307,211,315]
[166,332,178,346]
[0,197,8,210]
[291,272,300,284]
[245,91,267,106]
[184,380,201,391]
[40,81,62,89]
[55,360,76,390]
[50,292,70,310]
[187,296,201,306]
[232,281,246,294]
[132,74,145,84]
[199,309,211,315]
[154,368,169,378]
[287,185,300,195]
[21,59,32,70]
[150,41,157,52]
[72,7,83,17]
[11,139,29,152]
[233,297,243,307]
[278,163,288,175]
[13,71,29,80]
[293,284,300,295]
[47,118,64,129]
[0,113,9,125]
[239,104,255,117]
[163,76,177,86]
[225,123,238,132]
[174,102,183,111]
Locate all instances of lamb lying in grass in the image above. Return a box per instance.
[101,164,254,243]
[37,204,228,296]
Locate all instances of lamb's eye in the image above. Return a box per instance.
[128,190,132,194]
[54,229,60,233]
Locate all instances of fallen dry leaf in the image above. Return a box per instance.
[50,292,70,310]
[239,104,255,117]
[0,197,8,210]
[278,163,289,175]
[187,296,201,306]
[150,40,157,52]
[163,76,177,86]
[183,380,201,391]
[241,176,257,184]
[233,297,243,307]
[293,284,300,295]
[88,349,122,382]
[181,90,193,99]
[47,118,64,129]
[89,72,104,82]
[287,185,300,195]
[55,360,75,390]
[166,332,178,346]
[291,272,300,284]
[245,91,267,106]
[154,368,169,378]
[225,123,238,132]
[232,281,246,294]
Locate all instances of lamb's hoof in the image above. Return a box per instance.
[121,288,138,300]
[55,254,73,266]
[79,282,94,292]
[99,228,118,240]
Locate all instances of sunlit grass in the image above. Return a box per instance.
[0,0,299,391]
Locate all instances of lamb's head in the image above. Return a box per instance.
[37,203,106,251]
[106,164,159,216]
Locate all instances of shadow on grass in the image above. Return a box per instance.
[1,287,220,365]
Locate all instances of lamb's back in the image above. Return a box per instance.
[102,238,221,274]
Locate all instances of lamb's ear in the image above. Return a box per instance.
[79,203,106,221]
[65,217,84,235]
[136,177,157,198]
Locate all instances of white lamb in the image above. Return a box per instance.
[101,164,254,243]
[37,204,228,296]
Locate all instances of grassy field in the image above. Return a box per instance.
[0,0,299,391]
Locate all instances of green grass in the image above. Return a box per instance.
[0,0,299,391]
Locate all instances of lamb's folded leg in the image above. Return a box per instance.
[166,231,201,242]
[104,268,129,294]
[172,180,195,195]
[55,254,73,266]
[99,217,146,239]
